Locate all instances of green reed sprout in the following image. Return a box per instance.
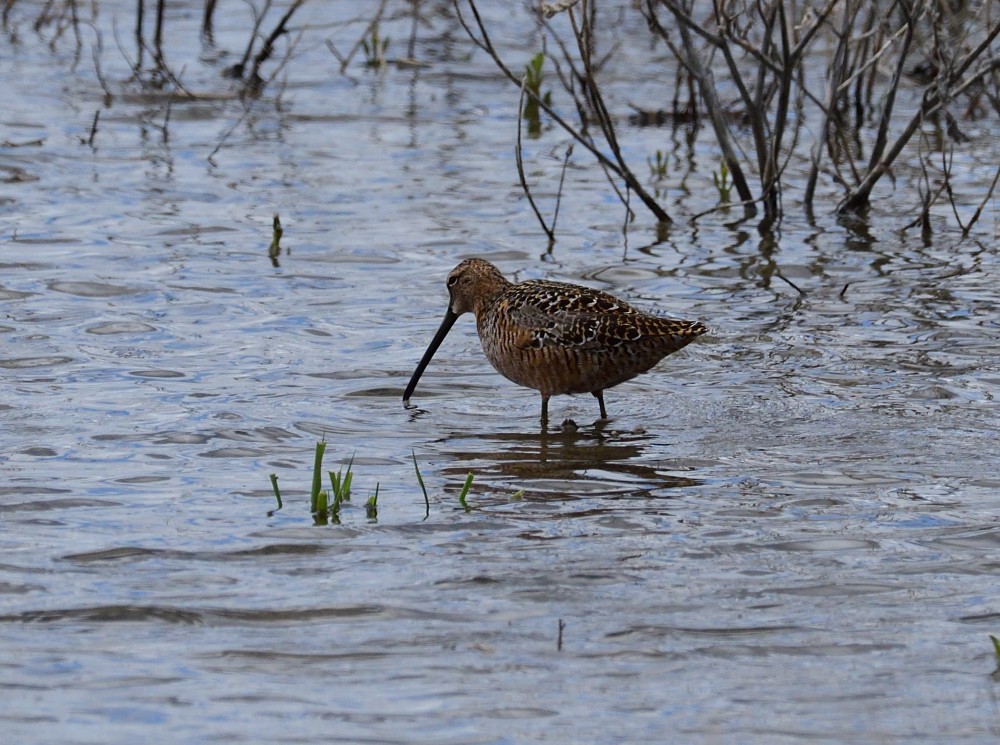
[458,472,474,512]
[362,22,390,68]
[413,450,430,518]
[713,160,733,203]
[268,213,282,265]
[522,52,551,137]
[648,149,668,181]
[329,454,354,503]
[310,441,326,514]
[268,473,282,515]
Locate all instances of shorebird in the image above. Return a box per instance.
[402,259,706,422]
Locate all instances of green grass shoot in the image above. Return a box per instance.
[647,149,668,181]
[362,22,390,68]
[713,159,733,202]
[366,484,379,520]
[458,472,474,512]
[310,441,327,514]
[330,489,342,524]
[268,213,282,264]
[328,454,354,503]
[990,635,1000,659]
[413,450,430,517]
[268,473,283,515]
[522,51,551,137]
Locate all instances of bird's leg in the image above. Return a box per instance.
[540,395,550,425]
[593,390,608,420]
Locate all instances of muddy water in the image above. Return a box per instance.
[2,2,1000,743]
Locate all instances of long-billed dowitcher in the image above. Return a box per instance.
[402,258,707,422]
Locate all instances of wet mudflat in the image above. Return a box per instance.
[2,2,1000,743]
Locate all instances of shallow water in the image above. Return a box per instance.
[2,2,1000,743]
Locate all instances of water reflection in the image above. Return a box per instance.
[431,426,702,500]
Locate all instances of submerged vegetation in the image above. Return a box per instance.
[991,635,1000,681]
[361,22,391,69]
[522,51,552,138]
[267,214,284,267]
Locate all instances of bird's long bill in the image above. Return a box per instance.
[402,309,459,405]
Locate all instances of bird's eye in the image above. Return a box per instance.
[447,276,459,287]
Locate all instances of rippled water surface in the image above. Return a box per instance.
[2,2,1000,743]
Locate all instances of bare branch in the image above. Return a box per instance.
[456,0,672,223]
[516,75,555,242]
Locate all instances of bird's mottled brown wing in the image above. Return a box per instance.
[501,280,705,351]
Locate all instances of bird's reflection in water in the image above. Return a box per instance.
[431,423,703,503]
